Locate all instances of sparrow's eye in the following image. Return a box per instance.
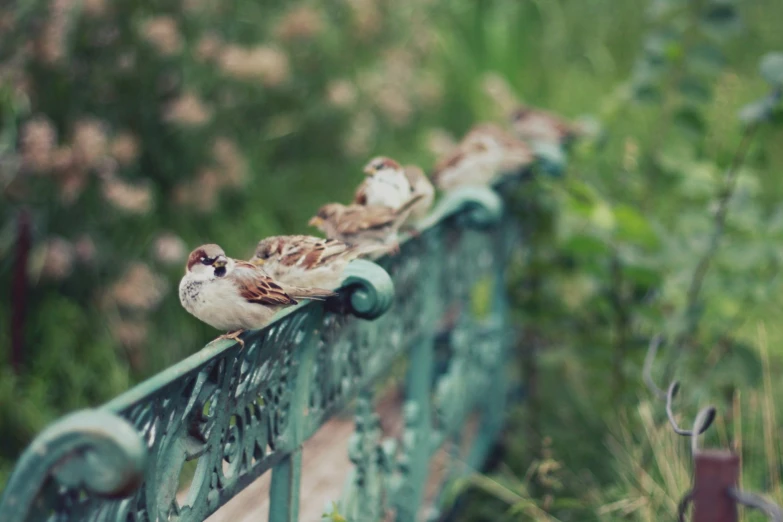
[200,256,213,265]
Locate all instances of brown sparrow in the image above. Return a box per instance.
[250,235,384,288]
[355,157,435,225]
[353,156,413,209]
[510,105,582,145]
[401,165,435,223]
[431,123,533,190]
[179,244,336,345]
[308,194,425,253]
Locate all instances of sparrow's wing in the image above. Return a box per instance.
[469,123,527,149]
[431,149,468,183]
[403,165,426,186]
[255,235,321,264]
[522,110,578,138]
[280,237,356,269]
[431,138,491,184]
[465,123,506,141]
[330,206,397,234]
[342,196,425,233]
[232,261,299,306]
[353,179,369,205]
[393,193,425,217]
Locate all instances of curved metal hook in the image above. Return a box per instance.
[677,490,693,522]
[689,407,718,455]
[666,383,716,438]
[729,488,783,522]
[340,258,395,320]
[645,334,716,438]
[0,409,146,522]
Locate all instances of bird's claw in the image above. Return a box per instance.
[217,329,246,349]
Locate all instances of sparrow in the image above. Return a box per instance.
[250,235,384,288]
[400,165,435,223]
[354,156,435,226]
[179,244,336,346]
[510,104,582,145]
[353,156,413,210]
[431,123,533,190]
[308,193,425,253]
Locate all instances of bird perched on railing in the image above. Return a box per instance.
[510,104,584,146]
[431,123,534,190]
[250,235,383,288]
[179,244,335,346]
[353,156,412,209]
[399,165,435,224]
[308,194,424,254]
[354,156,435,226]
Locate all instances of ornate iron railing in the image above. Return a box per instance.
[0,181,521,522]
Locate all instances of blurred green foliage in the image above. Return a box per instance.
[0,0,451,482]
[429,0,783,520]
[3,0,783,519]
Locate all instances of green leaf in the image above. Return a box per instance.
[708,340,763,388]
[646,0,682,21]
[759,52,783,86]
[631,81,661,104]
[563,178,601,206]
[590,202,616,232]
[663,41,684,62]
[643,32,682,65]
[470,275,494,319]
[679,77,711,104]
[624,263,662,288]
[630,60,663,103]
[643,37,666,64]
[701,1,741,39]
[673,106,706,137]
[688,44,726,75]
[613,205,660,249]
[561,234,611,257]
[677,161,719,199]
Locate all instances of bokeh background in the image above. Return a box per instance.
[2,0,783,519]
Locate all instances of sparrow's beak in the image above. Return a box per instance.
[213,255,228,268]
[308,216,324,228]
[363,165,375,176]
[252,257,265,266]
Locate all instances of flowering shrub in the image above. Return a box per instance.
[0,0,447,477]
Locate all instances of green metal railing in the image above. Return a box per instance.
[0,181,521,522]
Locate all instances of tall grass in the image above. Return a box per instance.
[433,0,783,519]
[451,323,783,521]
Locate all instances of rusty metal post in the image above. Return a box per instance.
[692,450,740,522]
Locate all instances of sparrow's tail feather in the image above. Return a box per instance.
[395,193,426,216]
[286,286,337,301]
[349,243,389,259]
